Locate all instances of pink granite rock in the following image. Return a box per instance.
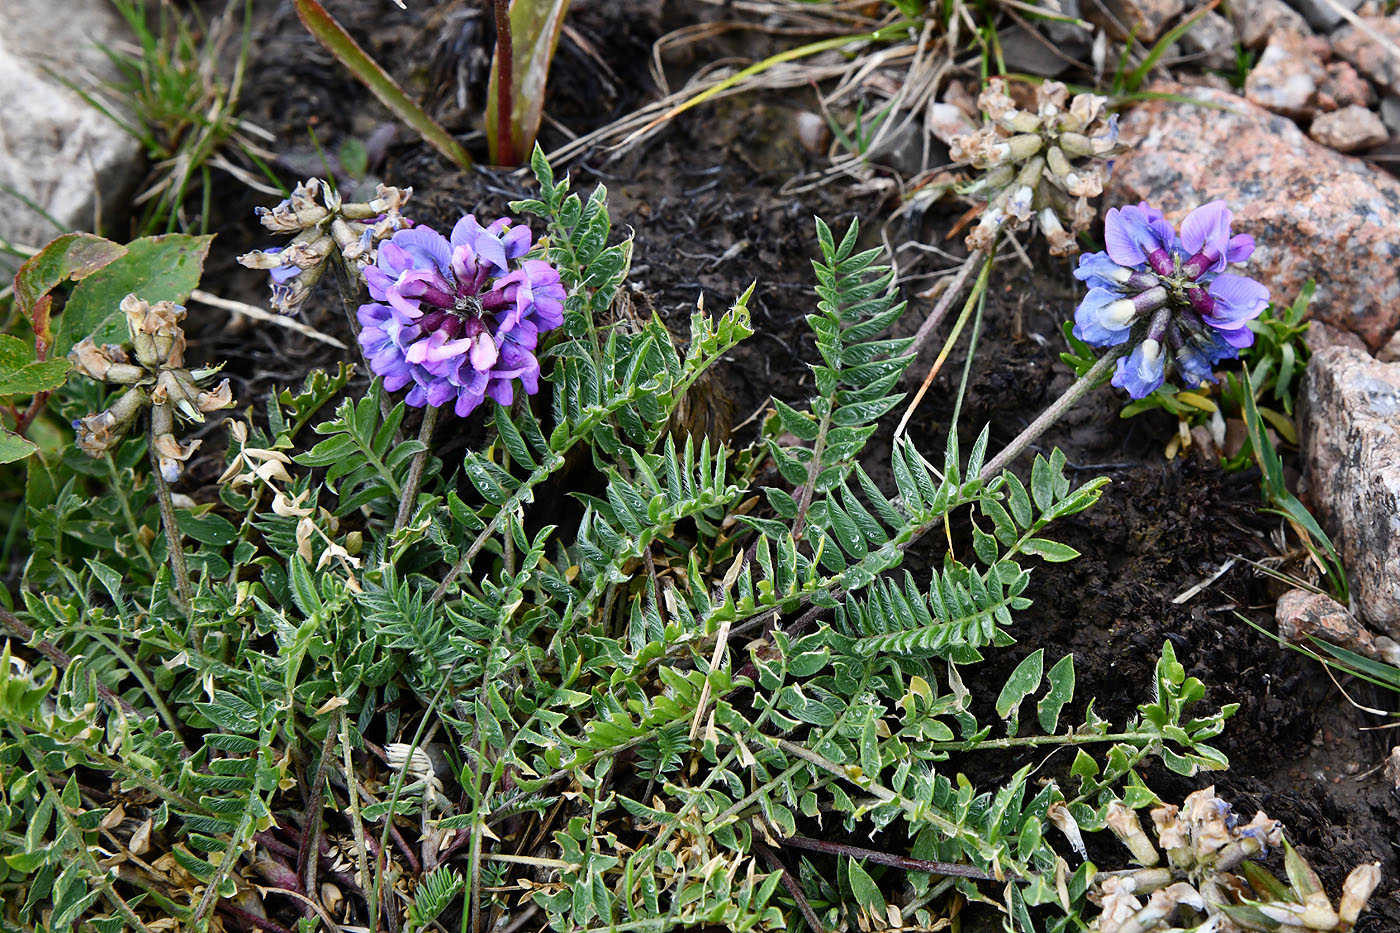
[1332,15,1400,95]
[1309,104,1388,150]
[1299,347,1400,631]
[1110,86,1400,350]
[1229,0,1309,47]
[1245,31,1327,117]
[1276,589,1400,665]
[1315,60,1374,112]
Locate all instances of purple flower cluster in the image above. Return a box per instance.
[357,216,565,417]
[1073,201,1270,398]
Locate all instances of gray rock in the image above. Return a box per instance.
[1228,0,1310,47]
[997,23,1084,77]
[1276,589,1400,665]
[1309,104,1388,151]
[1283,0,1362,33]
[1381,95,1400,134]
[1299,348,1400,632]
[1244,30,1326,117]
[1332,15,1400,95]
[1178,10,1239,71]
[0,0,142,268]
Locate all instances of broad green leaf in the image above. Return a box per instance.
[995,649,1044,721]
[1020,537,1080,562]
[13,232,126,344]
[0,429,38,465]
[846,858,887,919]
[56,234,213,352]
[0,335,72,396]
[1037,654,1075,733]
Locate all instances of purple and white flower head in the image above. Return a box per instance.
[1072,200,1269,399]
[357,216,565,417]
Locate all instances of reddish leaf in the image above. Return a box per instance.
[13,233,127,349]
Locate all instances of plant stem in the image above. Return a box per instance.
[394,404,439,532]
[0,605,139,717]
[777,834,995,880]
[148,426,193,618]
[979,347,1124,481]
[907,248,984,358]
[753,839,824,933]
[493,0,515,166]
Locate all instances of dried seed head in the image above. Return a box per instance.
[949,77,1126,254]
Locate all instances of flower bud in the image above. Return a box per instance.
[257,178,330,232]
[1003,134,1045,163]
[1002,110,1043,134]
[68,339,128,381]
[122,295,186,368]
[1046,145,1073,180]
[958,163,1016,197]
[976,78,1017,121]
[1057,131,1095,159]
[1039,208,1076,257]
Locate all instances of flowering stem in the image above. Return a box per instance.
[979,347,1124,481]
[394,404,439,532]
[492,0,515,166]
[148,424,193,618]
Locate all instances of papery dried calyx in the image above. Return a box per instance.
[949,77,1125,256]
[238,178,414,315]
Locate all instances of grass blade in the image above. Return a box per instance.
[292,0,472,171]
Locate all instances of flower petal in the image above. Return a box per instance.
[1205,273,1270,327]
[1111,339,1166,398]
[386,226,453,276]
[1073,287,1135,347]
[1073,251,1134,290]
[1180,200,1232,258]
[1103,202,1175,267]
[1226,233,1254,263]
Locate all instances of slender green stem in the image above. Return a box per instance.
[105,453,156,575]
[394,404,439,532]
[339,709,375,933]
[950,283,987,433]
[149,425,193,618]
[373,658,461,931]
[979,347,1124,481]
[896,248,995,436]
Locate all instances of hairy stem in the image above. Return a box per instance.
[979,347,1123,481]
[394,404,439,532]
[0,605,139,717]
[896,248,995,436]
[492,0,515,166]
[148,425,193,618]
[778,834,995,881]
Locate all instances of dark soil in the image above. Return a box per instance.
[185,0,1400,927]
